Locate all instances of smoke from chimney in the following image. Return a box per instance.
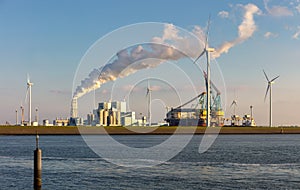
[73,3,260,99]
[73,25,203,99]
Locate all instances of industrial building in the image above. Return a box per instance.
[84,101,145,126]
[53,118,69,126]
[97,101,121,126]
[69,97,147,126]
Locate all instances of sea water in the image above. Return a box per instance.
[0,135,299,189]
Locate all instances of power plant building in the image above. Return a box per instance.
[121,111,136,126]
[91,101,125,126]
[85,101,145,126]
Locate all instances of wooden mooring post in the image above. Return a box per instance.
[34,134,42,190]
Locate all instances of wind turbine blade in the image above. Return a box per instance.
[27,73,30,83]
[205,14,211,49]
[264,85,270,102]
[195,16,212,64]
[194,50,205,63]
[146,80,151,97]
[25,87,29,104]
[263,70,269,82]
[270,75,280,82]
[230,100,237,107]
[230,100,236,107]
[203,71,207,78]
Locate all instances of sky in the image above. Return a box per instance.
[0,0,300,126]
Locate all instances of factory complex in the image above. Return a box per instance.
[13,73,257,128]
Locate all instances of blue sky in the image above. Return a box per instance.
[1,0,300,125]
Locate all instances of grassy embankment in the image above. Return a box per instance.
[0,125,300,135]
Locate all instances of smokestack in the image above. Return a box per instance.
[71,98,78,118]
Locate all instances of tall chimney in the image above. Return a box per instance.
[71,98,78,118]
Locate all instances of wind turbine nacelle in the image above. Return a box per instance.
[207,47,215,52]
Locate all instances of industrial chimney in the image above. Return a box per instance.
[71,97,78,118]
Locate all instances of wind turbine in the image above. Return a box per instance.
[230,100,238,115]
[230,90,238,115]
[263,70,279,127]
[146,80,152,126]
[26,74,34,126]
[230,99,239,126]
[194,17,215,127]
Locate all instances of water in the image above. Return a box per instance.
[0,135,299,189]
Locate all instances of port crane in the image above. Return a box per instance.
[203,71,222,113]
[165,72,224,126]
[172,92,206,110]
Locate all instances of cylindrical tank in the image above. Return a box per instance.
[103,111,108,126]
[117,111,121,126]
[113,111,117,125]
[99,110,104,125]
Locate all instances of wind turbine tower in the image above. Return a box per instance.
[20,105,24,125]
[194,17,214,127]
[263,70,279,127]
[27,75,34,126]
[146,80,152,126]
[15,109,18,125]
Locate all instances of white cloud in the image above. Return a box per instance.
[296,4,300,13]
[121,84,135,91]
[213,4,261,58]
[292,26,300,39]
[264,0,293,17]
[264,31,278,39]
[218,11,229,18]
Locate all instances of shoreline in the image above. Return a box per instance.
[0,126,300,135]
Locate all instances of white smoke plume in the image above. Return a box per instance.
[73,24,203,99]
[213,4,261,58]
[73,43,196,99]
[73,3,260,99]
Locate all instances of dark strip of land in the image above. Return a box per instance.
[0,126,300,135]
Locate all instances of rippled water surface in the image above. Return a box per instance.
[0,135,299,189]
